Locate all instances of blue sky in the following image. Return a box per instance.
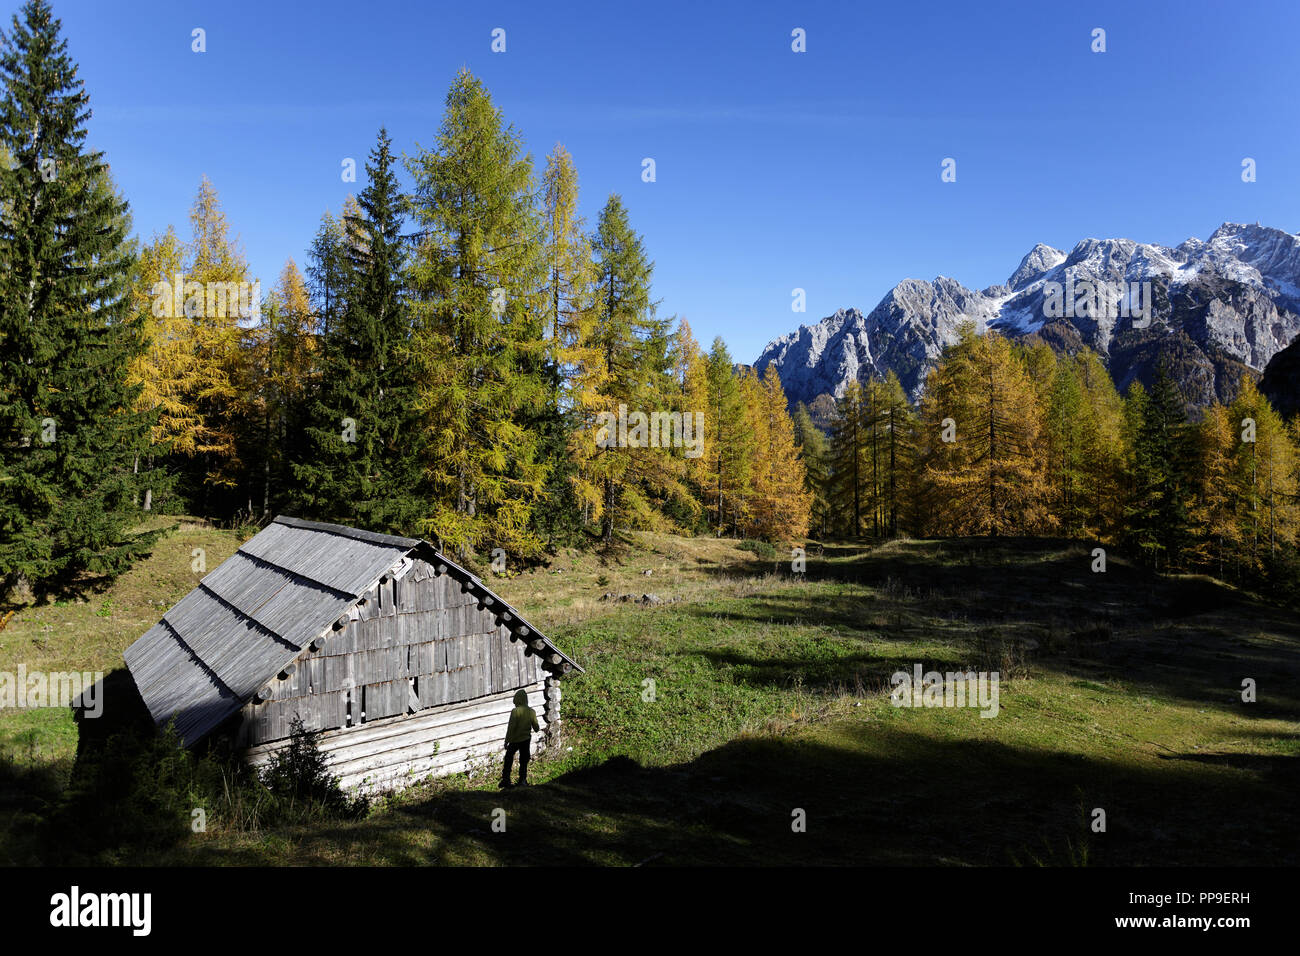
[25,0,1300,362]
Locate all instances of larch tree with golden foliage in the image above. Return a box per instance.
[825,373,915,539]
[406,72,550,559]
[1188,401,1241,577]
[792,401,831,538]
[1228,379,1299,575]
[128,225,193,512]
[183,176,256,512]
[919,324,1051,536]
[538,142,597,541]
[676,319,712,520]
[744,367,811,543]
[570,195,694,544]
[1040,348,1127,538]
[697,337,752,536]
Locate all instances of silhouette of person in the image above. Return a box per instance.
[501,688,539,788]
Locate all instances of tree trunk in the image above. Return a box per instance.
[603,475,615,544]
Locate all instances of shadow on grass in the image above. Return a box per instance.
[176,722,1300,867]
[0,751,70,865]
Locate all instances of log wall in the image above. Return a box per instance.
[245,683,547,794]
[237,556,550,789]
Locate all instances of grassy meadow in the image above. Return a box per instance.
[1,520,1296,866]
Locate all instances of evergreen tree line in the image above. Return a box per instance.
[1,0,812,596]
[5,0,1296,600]
[801,322,1300,591]
[129,75,814,561]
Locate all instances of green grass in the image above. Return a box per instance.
[2,525,1297,865]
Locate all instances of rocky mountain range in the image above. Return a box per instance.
[755,222,1300,418]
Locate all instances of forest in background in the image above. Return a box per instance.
[802,327,1300,594]
[2,0,1299,604]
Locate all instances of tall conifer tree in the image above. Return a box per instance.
[180,176,253,513]
[746,367,811,543]
[828,382,866,537]
[700,337,750,536]
[535,143,594,542]
[570,194,692,543]
[298,128,423,533]
[407,75,550,558]
[792,401,830,538]
[306,210,348,345]
[1228,379,1299,575]
[875,371,915,538]
[0,0,158,594]
[919,325,1050,536]
[1125,365,1193,569]
[128,225,191,513]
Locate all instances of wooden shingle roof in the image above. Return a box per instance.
[122,516,580,747]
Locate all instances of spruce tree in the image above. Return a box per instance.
[792,401,830,538]
[0,0,158,595]
[297,127,424,534]
[1125,365,1193,569]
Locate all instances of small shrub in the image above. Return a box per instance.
[737,539,777,560]
[47,714,368,861]
[258,717,368,823]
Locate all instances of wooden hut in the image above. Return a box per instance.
[121,516,581,794]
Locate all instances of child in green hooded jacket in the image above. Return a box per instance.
[501,689,539,788]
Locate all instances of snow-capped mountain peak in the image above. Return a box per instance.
[755,222,1300,412]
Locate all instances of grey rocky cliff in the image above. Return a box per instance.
[757,222,1300,411]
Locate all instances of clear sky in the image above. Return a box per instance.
[26,0,1300,362]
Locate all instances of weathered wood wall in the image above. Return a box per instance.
[244,684,547,794]
[239,557,545,750]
